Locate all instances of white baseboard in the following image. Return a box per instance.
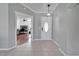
[0,48,9,50]
[0,46,16,50]
[8,46,16,50]
[58,48,67,56]
[52,40,67,56]
[34,39,52,40]
[33,39,40,40]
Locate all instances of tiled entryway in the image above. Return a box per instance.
[0,40,63,56]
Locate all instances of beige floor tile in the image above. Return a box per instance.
[0,40,64,56]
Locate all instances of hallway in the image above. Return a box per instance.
[0,40,63,56]
[0,3,79,56]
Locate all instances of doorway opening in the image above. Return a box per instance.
[15,11,33,46]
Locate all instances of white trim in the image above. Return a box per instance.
[15,11,32,17]
[0,46,16,50]
[15,12,17,47]
[33,39,52,40]
[53,3,59,12]
[58,48,67,56]
[53,40,59,47]
[31,16,33,41]
[40,39,52,40]
[21,3,38,13]
[52,40,67,56]
[33,39,41,40]
[0,48,9,50]
[21,3,59,13]
[21,3,47,13]
[8,46,16,50]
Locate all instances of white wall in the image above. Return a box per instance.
[0,4,9,48]
[8,4,16,48]
[53,3,79,55]
[66,4,79,55]
[53,4,67,54]
[0,3,34,49]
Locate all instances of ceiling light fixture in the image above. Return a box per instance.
[47,4,51,16]
[24,8,26,10]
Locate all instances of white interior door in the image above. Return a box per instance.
[41,17,52,40]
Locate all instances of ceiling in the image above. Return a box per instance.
[22,3,58,13]
[21,3,79,13]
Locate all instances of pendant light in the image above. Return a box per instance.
[47,4,51,16]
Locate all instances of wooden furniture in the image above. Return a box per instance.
[17,33,28,45]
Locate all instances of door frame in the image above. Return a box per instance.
[15,11,33,47]
[41,16,52,40]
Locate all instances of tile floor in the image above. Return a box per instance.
[0,40,64,56]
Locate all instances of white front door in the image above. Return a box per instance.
[41,17,52,40]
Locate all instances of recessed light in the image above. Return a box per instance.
[24,8,26,9]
